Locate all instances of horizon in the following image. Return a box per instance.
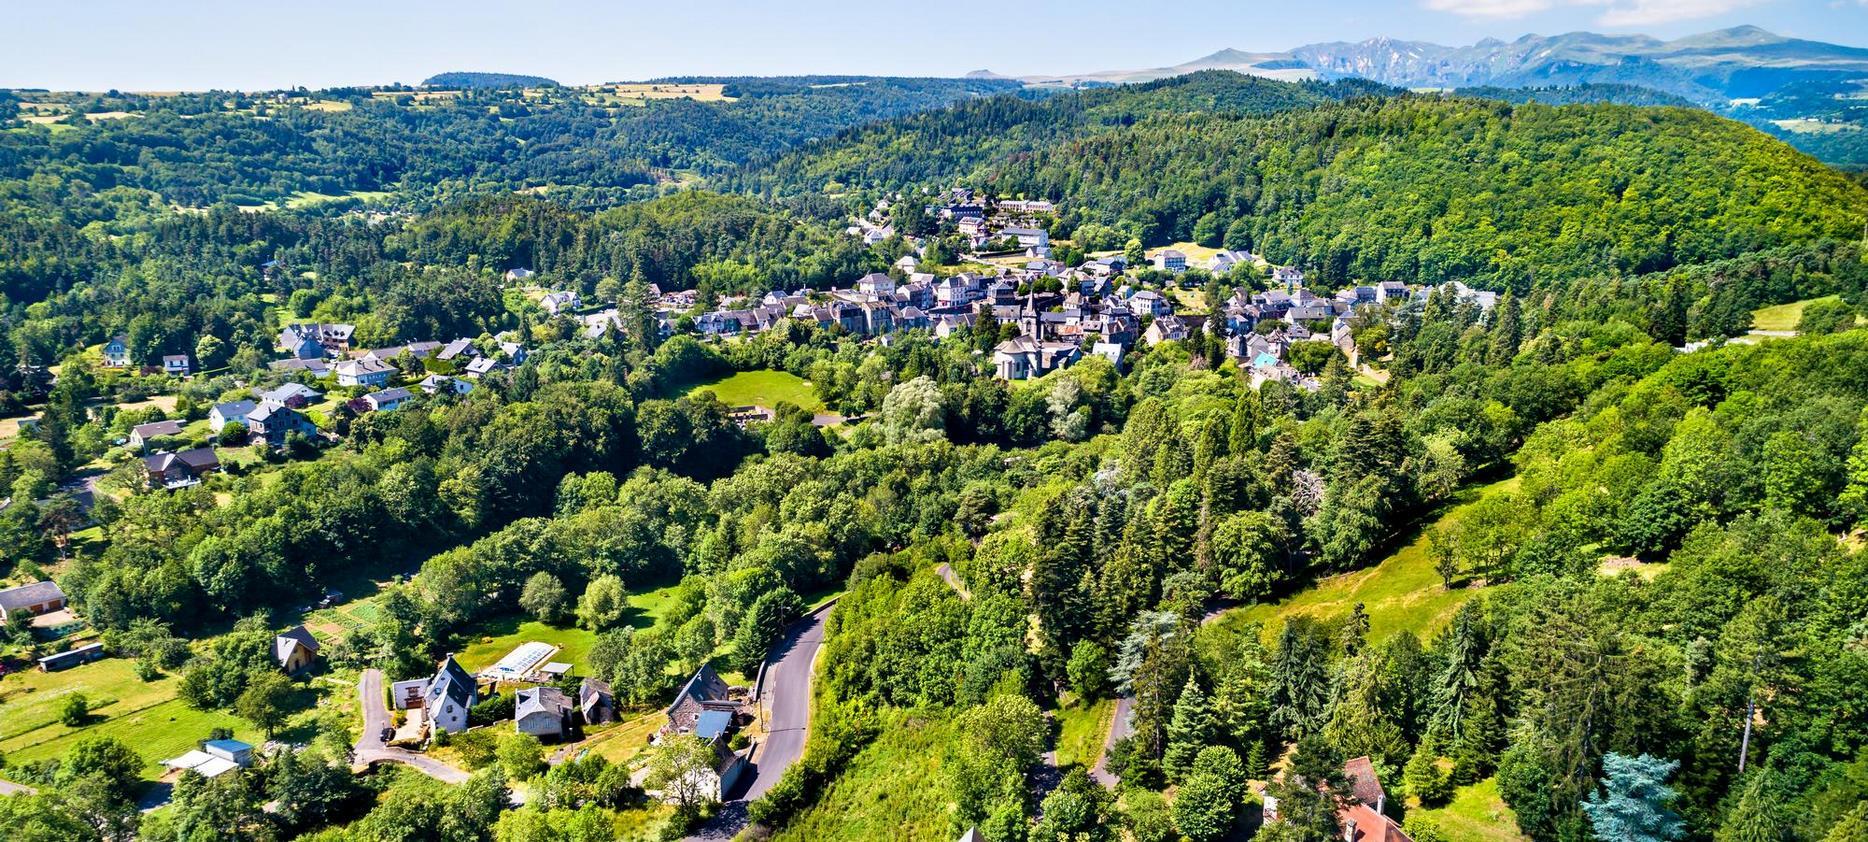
[7,1,1868,92]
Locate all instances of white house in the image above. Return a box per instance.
[103,336,130,367]
[210,400,257,433]
[514,687,573,741]
[162,355,192,376]
[335,358,395,388]
[421,656,477,737]
[363,387,413,412]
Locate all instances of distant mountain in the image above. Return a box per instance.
[1007,27,1868,103]
[421,71,558,89]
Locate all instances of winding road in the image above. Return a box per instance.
[353,668,470,784]
[685,602,832,840]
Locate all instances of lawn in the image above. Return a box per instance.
[1750,295,1839,332]
[582,711,668,767]
[774,712,956,842]
[1411,777,1530,842]
[456,618,599,677]
[1208,476,1520,646]
[1053,697,1115,769]
[678,369,824,413]
[0,658,252,777]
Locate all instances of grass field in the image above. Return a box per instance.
[1209,476,1520,646]
[0,658,252,776]
[1053,697,1115,769]
[1750,295,1838,332]
[679,370,825,413]
[582,711,668,767]
[774,712,956,842]
[1412,778,1530,842]
[456,618,599,677]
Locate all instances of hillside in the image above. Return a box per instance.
[977,97,1868,288]
[419,71,558,88]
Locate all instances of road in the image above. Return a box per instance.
[0,779,36,796]
[1091,602,1235,789]
[685,602,832,840]
[353,669,470,784]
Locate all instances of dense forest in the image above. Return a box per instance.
[1,65,1867,842]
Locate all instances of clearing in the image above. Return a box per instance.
[1412,777,1530,842]
[1750,295,1839,332]
[0,657,252,777]
[679,370,824,413]
[773,712,956,842]
[1209,476,1520,645]
[455,619,597,678]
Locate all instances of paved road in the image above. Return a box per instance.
[353,669,470,784]
[685,603,832,840]
[1091,602,1235,789]
[934,563,971,600]
[0,779,36,796]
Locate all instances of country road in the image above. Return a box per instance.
[1091,602,1235,789]
[353,668,470,784]
[685,602,832,840]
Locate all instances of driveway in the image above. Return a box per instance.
[685,602,832,840]
[353,669,470,784]
[1091,602,1235,789]
[0,779,36,797]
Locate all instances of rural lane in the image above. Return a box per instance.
[1091,602,1235,788]
[353,668,470,784]
[685,602,832,840]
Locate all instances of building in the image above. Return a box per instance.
[505,267,535,281]
[257,383,322,408]
[1143,315,1190,346]
[463,356,503,379]
[103,335,130,367]
[422,656,477,737]
[335,358,395,388]
[992,336,1082,380]
[277,324,355,359]
[419,374,473,396]
[662,664,739,739]
[1263,756,1412,842]
[363,387,413,412]
[579,678,615,725]
[128,419,185,450]
[161,739,255,779]
[540,291,580,316]
[245,403,317,447]
[0,580,67,623]
[274,625,320,675]
[210,400,257,433]
[38,642,104,672]
[143,448,221,488]
[1152,249,1188,273]
[162,355,191,377]
[514,686,574,740]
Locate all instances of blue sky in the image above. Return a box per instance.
[6,0,1866,91]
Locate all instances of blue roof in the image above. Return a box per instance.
[1253,353,1281,369]
[204,739,252,753]
[694,710,732,741]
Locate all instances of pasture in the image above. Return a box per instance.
[679,369,825,413]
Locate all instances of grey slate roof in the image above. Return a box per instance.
[0,580,65,612]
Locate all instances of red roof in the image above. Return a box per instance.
[1342,802,1413,842]
[1344,756,1387,808]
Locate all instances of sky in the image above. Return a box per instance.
[5,0,1867,91]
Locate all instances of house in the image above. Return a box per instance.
[1144,315,1190,346]
[1091,341,1125,369]
[274,625,320,674]
[1152,249,1187,273]
[463,356,502,379]
[998,227,1050,249]
[992,336,1082,380]
[143,447,220,488]
[422,656,478,737]
[579,678,615,725]
[335,357,395,388]
[277,323,355,358]
[257,383,322,408]
[0,580,67,623]
[1264,755,1412,842]
[162,355,191,376]
[103,335,130,367]
[419,374,474,396]
[38,642,104,672]
[1273,266,1305,289]
[270,358,330,377]
[1127,289,1170,318]
[1208,249,1256,274]
[514,686,574,740]
[210,400,257,433]
[128,419,185,450]
[857,273,897,296]
[505,267,535,281]
[436,338,479,363]
[662,664,739,739]
[246,403,318,447]
[540,291,580,316]
[363,387,413,413]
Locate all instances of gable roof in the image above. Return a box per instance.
[427,656,476,709]
[515,686,572,721]
[0,580,65,612]
[1344,756,1387,809]
[258,383,321,403]
[666,664,731,717]
[131,420,185,439]
[275,625,320,664]
[213,400,257,419]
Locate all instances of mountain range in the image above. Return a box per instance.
[979,26,1868,103]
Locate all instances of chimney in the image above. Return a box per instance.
[1375,793,1384,816]
[1343,818,1357,842]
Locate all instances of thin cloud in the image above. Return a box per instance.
[1423,0,1773,25]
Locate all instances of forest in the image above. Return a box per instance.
[0,66,1866,842]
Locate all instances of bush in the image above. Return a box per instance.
[469,692,515,727]
[60,694,89,727]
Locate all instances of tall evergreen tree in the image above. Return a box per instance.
[1581,753,1686,842]
[1163,676,1217,782]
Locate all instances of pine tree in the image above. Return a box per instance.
[1228,390,1260,455]
[1404,742,1452,807]
[1269,618,1333,741]
[1488,290,1521,364]
[1581,753,1685,842]
[1714,769,1794,842]
[1163,676,1216,782]
[1429,602,1487,742]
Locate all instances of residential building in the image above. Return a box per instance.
[540,290,580,316]
[277,324,355,358]
[1144,315,1190,346]
[0,580,67,623]
[274,625,320,674]
[1152,249,1187,272]
[662,664,739,739]
[514,687,574,740]
[363,387,413,412]
[579,678,615,725]
[505,267,535,281]
[129,419,185,450]
[257,383,322,408]
[422,656,477,737]
[463,356,502,379]
[162,355,191,376]
[335,358,394,388]
[245,402,318,447]
[992,336,1082,380]
[419,374,473,396]
[210,400,257,433]
[103,335,130,367]
[143,447,220,488]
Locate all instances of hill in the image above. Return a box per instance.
[420,71,558,88]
